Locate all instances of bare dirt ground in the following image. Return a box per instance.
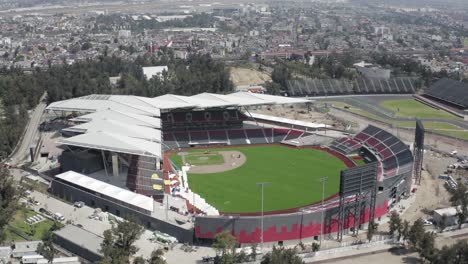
[229,67,271,86]
[252,105,345,129]
[181,150,246,174]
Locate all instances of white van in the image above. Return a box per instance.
[53,212,65,221]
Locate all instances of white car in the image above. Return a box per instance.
[53,212,65,221]
[423,219,433,226]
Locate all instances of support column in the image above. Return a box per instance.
[156,157,161,170]
[112,152,119,178]
[101,150,109,177]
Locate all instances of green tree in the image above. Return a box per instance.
[132,256,146,264]
[250,244,258,261]
[261,246,304,264]
[212,230,238,259]
[449,180,468,229]
[148,248,167,264]
[37,230,57,263]
[265,81,282,95]
[311,242,320,252]
[400,220,410,244]
[438,214,447,233]
[99,220,144,264]
[0,168,19,243]
[367,220,378,242]
[417,231,436,262]
[271,64,291,88]
[388,211,402,238]
[408,219,425,249]
[433,240,468,264]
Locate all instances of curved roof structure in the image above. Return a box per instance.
[51,92,309,159]
[46,92,310,114]
[69,109,161,129]
[63,119,162,142]
[60,131,162,158]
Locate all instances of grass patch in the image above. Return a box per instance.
[4,229,26,242]
[9,208,60,240]
[431,130,468,140]
[187,145,346,213]
[185,151,224,166]
[380,99,461,120]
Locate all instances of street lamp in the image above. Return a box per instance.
[319,177,328,246]
[256,182,270,254]
[299,208,311,243]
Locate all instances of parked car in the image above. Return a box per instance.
[39,207,52,216]
[74,201,84,208]
[423,219,433,226]
[53,212,65,221]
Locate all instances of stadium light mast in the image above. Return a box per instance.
[256,182,270,254]
[319,177,328,246]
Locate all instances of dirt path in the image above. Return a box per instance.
[182,151,247,174]
[229,67,271,86]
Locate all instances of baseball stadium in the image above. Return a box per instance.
[44,92,415,244]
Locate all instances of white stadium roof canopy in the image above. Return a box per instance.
[59,131,162,158]
[46,92,310,114]
[50,92,309,157]
[55,171,154,212]
[62,119,162,142]
[249,112,331,129]
[47,95,161,116]
[69,109,161,129]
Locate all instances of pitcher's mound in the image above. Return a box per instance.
[188,151,246,174]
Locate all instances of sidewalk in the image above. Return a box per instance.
[303,242,394,263]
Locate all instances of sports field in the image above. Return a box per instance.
[185,151,224,166]
[380,99,461,119]
[176,145,347,213]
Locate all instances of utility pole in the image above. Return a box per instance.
[319,177,328,246]
[256,182,270,254]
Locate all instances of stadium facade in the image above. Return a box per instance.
[46,92,413,244]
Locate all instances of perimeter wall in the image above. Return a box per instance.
[195,193,389,244]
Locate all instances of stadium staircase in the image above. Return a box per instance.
[286,77,418,96]
[127,155,164,196]
[174,166,219,216]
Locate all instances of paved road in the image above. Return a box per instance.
[10,93,47,165]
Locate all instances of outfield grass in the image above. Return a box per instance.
[380,99,461,120]
[185,151,224,166]
[186,145,346,213]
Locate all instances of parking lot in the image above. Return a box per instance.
[27,188,217,263]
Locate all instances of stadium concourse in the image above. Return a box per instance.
[45,91,414,244]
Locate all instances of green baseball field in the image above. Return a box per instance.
[171,145,347,213]
[380,99,461,119]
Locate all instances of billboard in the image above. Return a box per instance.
[340,162,378,196]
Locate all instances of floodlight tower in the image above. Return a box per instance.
[256,182,271,254]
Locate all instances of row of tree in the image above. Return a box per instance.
[0,51,233,160]
[211,230,306,264]
[386,179,468,263]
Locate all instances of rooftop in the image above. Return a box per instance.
[46,92,310,113]
[55,171,154,212]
